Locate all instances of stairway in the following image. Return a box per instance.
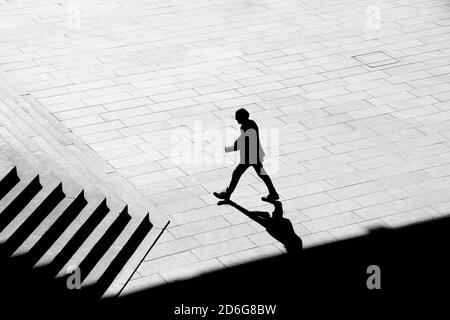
[0,71,169,300]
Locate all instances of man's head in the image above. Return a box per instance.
[235,108,250,125]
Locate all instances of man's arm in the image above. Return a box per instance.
[225,145,235,153]
[225,130,244,152]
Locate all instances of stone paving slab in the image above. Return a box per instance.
[1,0,450,293]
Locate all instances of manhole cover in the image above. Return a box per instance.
[352,51,399,68]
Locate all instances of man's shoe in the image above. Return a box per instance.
[262,193,279,202]
[213,191,230,200]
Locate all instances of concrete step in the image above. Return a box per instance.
[1,69,167,232]
[74,208,131,287]
[107,225,167,298]
[0,107,143,295]
[0,130,40,176]
[0,112,58,179]
[0,180,65,257]
[0,158,15,180]
[3,94,130,217]
[66,144,161,223]
[0,133,107,271]
[0,163,19,201]
[19,93,114,173]
[0,102,41,155]
[6,79,166,227]
[57,206,124,278]
[0,178,63,241]
[0,100,129,272]
[0,175,42,234]
[25,190,88,268]
[13,197,75,257]
[0,125,85,205]
[81,215,144,290]
[1,84,125,201]
[49,202,117,278]
[33,195,104,269]
[0,171,39,212]
[0,70,169,297]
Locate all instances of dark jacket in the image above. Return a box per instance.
[233,120,265,164]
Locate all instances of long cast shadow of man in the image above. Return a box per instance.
[218,198,303,254]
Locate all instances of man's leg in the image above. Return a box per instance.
[213,164,249,200]
[253,163,279,199]
[226,164,249,195]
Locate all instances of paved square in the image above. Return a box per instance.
[1,0,450,292]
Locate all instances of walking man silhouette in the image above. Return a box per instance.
[214,108,279,202]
